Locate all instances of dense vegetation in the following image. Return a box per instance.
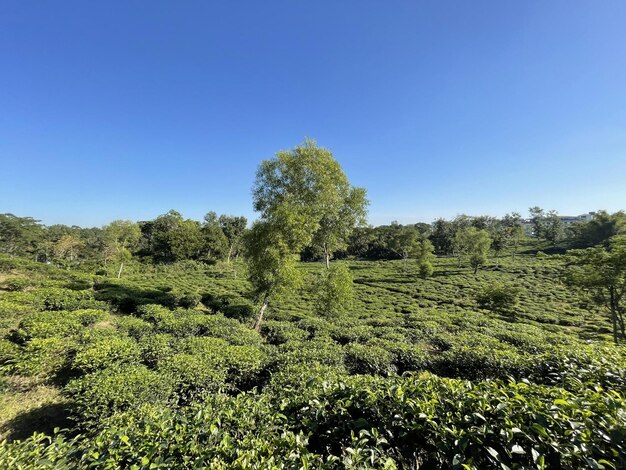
[1,141,625,468]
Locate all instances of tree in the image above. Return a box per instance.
[468,229,492,274]
[429,219,454,255]
[416,239,435,278]
[502,212,524,261]
[388,226,421,270]
[201,212,228,262]
[453,227,471,267]
[543,210,564,246]
[247,139,365,329]
[572,211,626,248]
[0,214,45,258]
[104,220,141,277]
[243,221,302,331]
[528,207,563,245]
[529,207,545,239]
[455,227,492,274]
[53,234,84,268]
[312,263,354,317]
[566,236,626,344]
[253,139,367,269]
[218,215,247,263]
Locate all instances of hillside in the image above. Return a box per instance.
[0,249,624,469]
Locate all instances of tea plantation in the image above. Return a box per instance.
[0,252,624,469]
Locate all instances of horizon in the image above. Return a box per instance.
[2,2,626,227]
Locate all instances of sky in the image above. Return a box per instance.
[1,1,626,227]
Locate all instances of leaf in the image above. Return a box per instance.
[531,448,541,463]
[486,446,500,461]
[511,444,525,454]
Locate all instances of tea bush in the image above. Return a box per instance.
[64,364,175,429]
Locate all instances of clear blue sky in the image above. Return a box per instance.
[1,1,625,227]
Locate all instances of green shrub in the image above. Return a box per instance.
[260,320,308,345]
[73,308,108,326]
[38,287,97,311]
[0,338,20,369]
[138,333,175,368]
[3,277,30,291]
[344,343,396,376]
[175,291,202,309]
[64,364,175,429]
[160,353,228,400]
[17,311,84,340]
[272,339,345,370]
[116,316,154,339]
[288,373,626,469]
[15,336,77,380]
[137,304,175,324]
[475,282,522,312]
[73,336,141,373]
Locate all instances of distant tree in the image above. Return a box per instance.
[312,263,354,317]
[429,219,454,255]
[346,226,375,258]
[53,234,84,267]
[502,212,524,261]
[0,214,45,258]
[201,212,228,262]
[528,207,563,245]
[453,227,471,267]
[416,239,435,278]
[170,219,204,261]
[455,227,491,274]
[572,211,626,248]
[218,215,248,263]
[566,236,626,343]
[141,210,207,263]
[467,229,492,274]
[388,226,421,270]
[103,220,141,277]
[528,207,545,238]
[543,210,564,246]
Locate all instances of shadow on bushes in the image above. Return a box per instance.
[94,281,178,313]
[1,402,73,442]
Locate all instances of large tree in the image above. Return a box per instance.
[253,139,367,269]
[246,139,365,329]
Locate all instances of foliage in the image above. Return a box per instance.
[476,282,522,313]
[313,263,354,317]
[566,236,626,343]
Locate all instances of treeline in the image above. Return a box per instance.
[1,209,624,269]
[0,211,247,270]
[342,209,626,261]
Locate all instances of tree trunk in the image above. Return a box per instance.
[227,244,233,263]
[117,262,124,279]
[253,297,269,332]
[324,243,330,269]
[473,264,479,275]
